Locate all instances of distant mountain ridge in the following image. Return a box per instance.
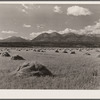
[1,32,100,43]
[31,32,100,43]
[1,32,100,47]
[33,32,62,42]
[0,36,30,42]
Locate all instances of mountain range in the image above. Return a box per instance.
[0,32,100,47]
[0,36,30,42]
[31,32,100,43]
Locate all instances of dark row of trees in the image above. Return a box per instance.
[0,42,100,48]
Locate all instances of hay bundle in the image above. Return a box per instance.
[96,49,100,52]
[92,70,98,77]
[97,54,100,58]
[41,50,45,52]
[13,61,53,77]
[36,49,41,52]
[70,51,76,54]
[1,52,10,57]
[55,49,59,53]
[84,52,91,55]
[79,49,82,52]
[33,49,36,52]
[11,55,25,60]
[63,50,68,53]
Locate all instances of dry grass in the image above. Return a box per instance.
[0,47,99,89]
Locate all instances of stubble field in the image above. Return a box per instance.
[0,47,100,89]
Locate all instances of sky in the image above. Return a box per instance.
[0,4,100,39]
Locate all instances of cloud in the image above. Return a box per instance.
[54,6,62,13]
[79,19,100,34]
[30,19,100,40]
[21,4,40,14]
[30,30,57,39]
[44,30,57,33]
[20,36,29,40]
[30,18,100,40]
[93,20,100,29]
[22,9,28,14]
[21,4,29,14]
[30,32,41,39]
[1,31,17,34]
[36,24,45,29]
[21,4,31,14]
[67,6,92,16]
[22,4,34,10]
[59,28,78,34]
[0,37,3,40]
[23,24,31,28]
[22,4,29,9]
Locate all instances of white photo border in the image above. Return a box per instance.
[0,1,100,99]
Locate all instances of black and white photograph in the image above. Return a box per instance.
[0,1,100,92]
